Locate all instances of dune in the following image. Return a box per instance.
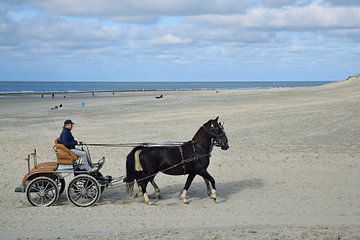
[0,76,359,239]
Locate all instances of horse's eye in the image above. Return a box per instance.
[211,124,214,128]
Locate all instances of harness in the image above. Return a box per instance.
[178,142,199,174]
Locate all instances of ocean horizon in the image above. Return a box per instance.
[0,81,333,93]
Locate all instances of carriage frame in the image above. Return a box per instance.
[14,140,117,207]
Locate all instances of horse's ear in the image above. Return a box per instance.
[215,116,219,122]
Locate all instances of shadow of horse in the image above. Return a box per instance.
[93,178,264,206]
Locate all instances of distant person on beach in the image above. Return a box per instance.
[59,119,97,172]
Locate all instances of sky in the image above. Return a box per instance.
[0,0,359,82]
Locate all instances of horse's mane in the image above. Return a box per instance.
[192,125,206,143]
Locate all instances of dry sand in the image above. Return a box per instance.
[0,76,359,239]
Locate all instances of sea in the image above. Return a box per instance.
[0,81,332,93]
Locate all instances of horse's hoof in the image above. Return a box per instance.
[156,194,161,200]
[211,198,217,203]
[183,199,190,204]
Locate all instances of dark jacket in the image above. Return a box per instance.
[59,127,77,149]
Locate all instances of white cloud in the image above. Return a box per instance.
[188,4,360,30]
[24,0,298,19]
[151,33,191,45]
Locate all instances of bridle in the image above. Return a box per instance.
[202,123,227,147]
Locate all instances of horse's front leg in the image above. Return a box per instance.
[203,178,212,197]
[199,170,217,203]
[150,179,161,199]
[180,173,196,204]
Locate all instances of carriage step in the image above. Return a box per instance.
[15,185,24,193]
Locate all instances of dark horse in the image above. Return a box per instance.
[124,117,229,204]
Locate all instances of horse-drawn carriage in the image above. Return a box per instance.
[15,138,112,207]
[15,117,229,207]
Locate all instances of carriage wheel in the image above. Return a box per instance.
[26,177,59,207]
[67,175,101,207]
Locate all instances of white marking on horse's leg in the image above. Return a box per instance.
[143,192,154,205]
[210,189,217,203]
[134,184,143,198]
[180,189,189,204]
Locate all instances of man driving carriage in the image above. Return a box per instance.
[59,119,98,172]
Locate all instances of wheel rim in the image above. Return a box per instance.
[68,176,99,207]
[27,178,58,207]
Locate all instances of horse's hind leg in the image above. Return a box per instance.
[139,180,154,205]
[133,182,143,198]
[199,170,217,203]
[180,173,196,204]
[150,179,161,199]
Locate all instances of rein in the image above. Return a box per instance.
[84,142,186,148]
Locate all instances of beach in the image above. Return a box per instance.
[0,76,359,239]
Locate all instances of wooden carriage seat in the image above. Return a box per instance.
[54,138,78,165]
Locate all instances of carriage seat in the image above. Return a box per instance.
[53,138,79,165]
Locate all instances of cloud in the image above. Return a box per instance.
[20,0,316,20]
[0,0,359,81]
[150,33,191,45]
[323,0,360,6]
[187,4,360,30]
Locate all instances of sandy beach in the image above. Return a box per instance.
[0,76,359,239]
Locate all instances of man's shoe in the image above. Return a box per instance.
[88,167,98,173]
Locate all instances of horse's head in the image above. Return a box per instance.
[203,116,229,150]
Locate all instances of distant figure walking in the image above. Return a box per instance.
[92,92,94,97]
[52,93,54,99]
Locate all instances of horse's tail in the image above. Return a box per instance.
[124,146,143,194]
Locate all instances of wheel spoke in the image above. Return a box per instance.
[44,193,54,201]
[33,195,41,204]
[45,186,55,193]
[44,182,50,190]
[43,194,51,203]
[85,182,95,190]
[30,185,40,192]
[72,192,83,201]
[84,179,90,189]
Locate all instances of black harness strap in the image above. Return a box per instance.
[178,145,186,174]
